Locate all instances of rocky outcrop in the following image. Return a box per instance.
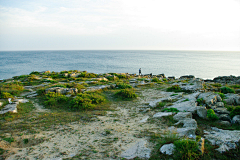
[180,75,195,79]
[180,80,204,92]
[225,94,240,105]
[153,112,173,118]
[160,143,175,155]
[204,127,240,152]
[232,115,240,124]
[197,92,222,108]
[166,101,197,113]
[45,87,78,94]
[213,76,240,84]
[120,140,151,159]
[0,103,17,114]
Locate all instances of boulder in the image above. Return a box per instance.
[232,115,240,124]
[173,112,192,121]
[153,112,173,118]
[198,92,222,107]
[120,140,151,159]
[0,103,18,114]
[204,127,240,152]
[214,108,230,114]
[160,143,175,155]
[219,121,231,126]
[197,106,207,119]
[225,94,240,105]
[218,114,231,122]
[176,127,196,138]
[180,81,204,92]
[175,119,197,129]
[216,102,224,108]
[167,101,197,113]
[139,116,149,123]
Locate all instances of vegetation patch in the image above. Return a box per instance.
[207,109,219,121]
[229,106,240,118]
[220,87,235,94]
[167,85,182,92]
[162,108,179,113]
[115,83,132,89]
[115,89,138,100]
[173,139,201,160]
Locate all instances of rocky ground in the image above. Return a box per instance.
[0,72,240,160]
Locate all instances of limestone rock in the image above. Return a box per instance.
[153,112,173,118]
[232,115,240,124]
[167,100,197,113]
[0,103,18,114]
[139,116,149,123]
[198,92,222,107]
[45,87,78,94]
[214,108,230,114]
[160,143,175,155]
[216,102,224,108]
[204,127,240,152]
[173,112,192,121]
[180,80,204,92]
[225,94,240,105]
[175,119,197,129]
[218,114,231,122]
[197,106,207,119]
[120,140,151,159]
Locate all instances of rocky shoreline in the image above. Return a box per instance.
[0,70,240,159]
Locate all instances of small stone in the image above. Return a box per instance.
[160,143,175,155]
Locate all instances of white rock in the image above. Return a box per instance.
[160,143,175,155]
[0,103,18,114]
[173,112,192,121]
[153,112,173,118]
[139,116,149,123]
[197,106,207,119]
[121,140,151,159]
[232,115,240,124]
[167,101,197,113]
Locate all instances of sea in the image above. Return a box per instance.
[0,50,239,80]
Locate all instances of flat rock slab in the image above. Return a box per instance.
[173,112,192,121]
[167,100,197,113]
[204,127,240,152]
[160,143,175,155]
[121,140,151,159]
[153,112,173,118]
[0,103,17,114]
[139,116,149,123]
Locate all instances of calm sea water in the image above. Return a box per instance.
[0,50,239,80]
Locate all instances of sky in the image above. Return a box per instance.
[0,0,240,51]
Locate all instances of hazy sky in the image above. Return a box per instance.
[0,0,240,51]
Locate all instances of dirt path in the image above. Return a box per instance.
[5,87,170,160]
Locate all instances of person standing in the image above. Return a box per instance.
[139,68,141,76]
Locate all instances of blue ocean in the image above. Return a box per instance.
[0,50,239,80]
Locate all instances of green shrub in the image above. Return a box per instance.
[3,137,14,143]
[211,83,222,87]
[167,85,182,92]
[231,84,240,89]
[117,74,128,79]
[215,92,225,99]
[230,106,240,118]
[197,98,203,105]
[220,87,235,94]
[174,139,200,160]
[0,92,13,99]
[30,71,40,75]
[116,83,132,89]
[207,109,219,121]
[115,89,137,99]
[44,92,70,107]
[0,148,4,155]
[0,82,24,96]
[162,108,179,113]
[70,92,105,110]
[152,78,159,82]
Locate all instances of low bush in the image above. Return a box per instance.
[162,107,179,113]
[174,139,201,160]
[215,92,225,99]
[211,83,222,87]
[0,82,24,96]
[229,106,240,118]
[30,71,40,75]
[44,92,70,107]
[220,87,235,94]
[207,109,219,121]
[0,92,13,99]
[70,92,105,110]
[231,84,240,89]
[115,89,137,100]
[115,83,132,89]
[167,85,182,92]
[157,102,167,108]
[197,98,203,105]
[152,78,160,82]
